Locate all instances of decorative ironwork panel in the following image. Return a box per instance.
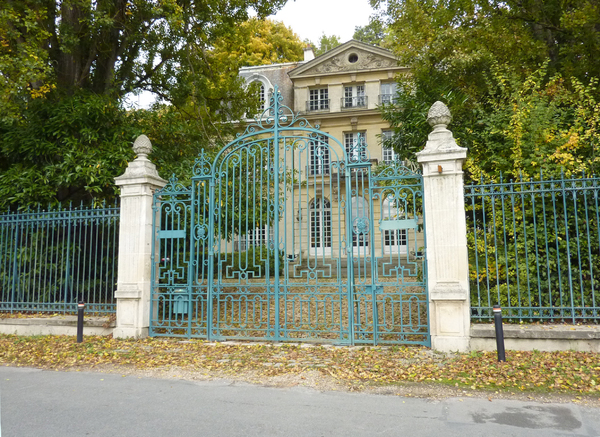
[149,87,430,346]
[347,153,429,345]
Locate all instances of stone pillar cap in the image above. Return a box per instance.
[417,101,466,157]
[427,101,452,128]
[114,134,166,186]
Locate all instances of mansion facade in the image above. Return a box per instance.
[234,40,422,261]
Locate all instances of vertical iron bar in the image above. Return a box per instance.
[188,178,196,339]
[530,179,542,318]
[10,219,20,313]
[207,176,216,341]
[520,179,531,319]
[509,178,520,321]
[98,207,106,312]
[345,164,355,344]
[582,179,594,319]
[592,181,600,315]
[272,93,281,342]
[551,183,563,320]
[540,177,552,320]
[560,176,575,322]
[63,204,73,313]
[368,173,378,345]
[149,194,158,335]
[573,179,585,319]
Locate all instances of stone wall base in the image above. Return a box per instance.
[112,326,148,339]
[471,324,600,353]
[0,316,114,337]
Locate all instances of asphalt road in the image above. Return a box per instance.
[1,366,599,437]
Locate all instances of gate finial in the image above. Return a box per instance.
[420,101,465,153]
[133,134,153,159]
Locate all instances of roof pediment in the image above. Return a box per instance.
[289,40,402,78]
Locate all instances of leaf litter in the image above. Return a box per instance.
[1,334,599,405]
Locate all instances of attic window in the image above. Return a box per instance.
[348,53,358,63]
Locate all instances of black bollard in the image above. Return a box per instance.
[493,305,506,362]
[77,301,85,343]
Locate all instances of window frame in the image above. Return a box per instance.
[344,131,368,162]
[309,135,330,176]
[343,84,366,108]
[381,130,397,164]
[309,197,332,251]
[308,87,329,111]
[380,82,397,105]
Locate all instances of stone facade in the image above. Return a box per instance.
[239,41,420,260]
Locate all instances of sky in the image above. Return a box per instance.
[270,0,375,44]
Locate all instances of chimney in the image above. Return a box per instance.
[303,46,315,62]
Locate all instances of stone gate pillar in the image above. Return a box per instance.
[416,102,470,352]
[113,135,166,338]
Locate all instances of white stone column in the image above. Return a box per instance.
[416,102,470,352]
[113,135,166,338]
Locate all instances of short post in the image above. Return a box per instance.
[77,301,85,343]
[493,305,506,362]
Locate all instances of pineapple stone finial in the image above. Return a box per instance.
[427,101,452,128]
[133,134,152,158]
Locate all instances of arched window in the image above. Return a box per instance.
[244,75,272,115]
[351,196,369,247]
[310,197,331,248]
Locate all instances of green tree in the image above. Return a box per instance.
[375,0,600,178]
[0,0,291,209]
[306,34,342,56]
[374,0,600,315]
[353,18,386,46]
[210,18,304,67]
[1,0,286,100]
[0,2,55,123]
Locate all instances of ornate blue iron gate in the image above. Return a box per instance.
[149,88,429,346]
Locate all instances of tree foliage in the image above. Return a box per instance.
[307,34,342,56]
[375,0,600,179]
[0,2,55,123]
[0,0,291,209]
[210,18,304,68]
[2,0,286,101]
[353,18,387,47]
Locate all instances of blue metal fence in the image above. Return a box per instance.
[0,202,120,314]
[465,174,600,323]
